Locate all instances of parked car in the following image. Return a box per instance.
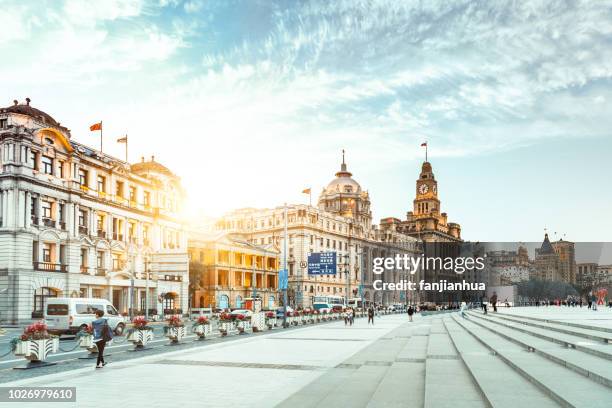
[230,309,253,317]
[44,298,127,335]
[312,302,333,313]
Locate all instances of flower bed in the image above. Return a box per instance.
[265,311,277,329]
[218,312,236,336]
[164,315,186,344]
[127,316,154,349]
[234,314,252,334]
[192,316,212,339]
[12,321,59,363]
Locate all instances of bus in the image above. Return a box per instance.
[313,296,344,307]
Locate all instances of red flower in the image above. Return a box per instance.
[167,315,183,327]
[133,316,149,329]
[234,314,245,321]
[196,316,209,324]
[265,311,275,318]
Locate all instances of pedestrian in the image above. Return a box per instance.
[591,293,598,311]
[92,309,113,369]
[407,305,414,322]
[491,292,498,313]
[349,308,354,326]
[459,301,467,319]
[367,306,374,325]
[481,296,488,315]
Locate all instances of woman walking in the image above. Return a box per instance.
[407,305,414,322]
[92,309,113,368]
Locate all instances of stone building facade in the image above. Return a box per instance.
[0,99,188,324]
[188,231,280,310]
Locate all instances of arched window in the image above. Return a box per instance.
[33,287,58,318]
[162,292,176,312]
[236,295,242,308]
[219,295,229,309]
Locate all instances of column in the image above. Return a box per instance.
[25,192,31,228]
[36,194,42,227]
[73,203,79,236]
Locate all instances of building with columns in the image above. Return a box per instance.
[215,154,419,308]
[188,231,280,310]
[0,99,188,324]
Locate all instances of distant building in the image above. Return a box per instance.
[188,231,279,310]
[534,234,575,283]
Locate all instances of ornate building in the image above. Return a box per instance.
[215,153,419,308]
[399,161,461,242]
[188,231,280,310]
[0,99,188,324]
[534,233,575,283]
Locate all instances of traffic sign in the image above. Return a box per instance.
[307,252,337,275]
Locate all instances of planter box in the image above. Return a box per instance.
[236,320,252,334]
[78,334,98,353]
[127,329,154,347]
[14,338,59,362]
[165,326,186,343]
[219,321,237,336]
[266,318,277,329]
[193,324,212,339]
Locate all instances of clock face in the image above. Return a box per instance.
[418,184,429,194]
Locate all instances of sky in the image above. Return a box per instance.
[1,0,611,242]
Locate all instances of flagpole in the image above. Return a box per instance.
[100,121,103,153]
[309,190,312,207]
[125,134,128,163]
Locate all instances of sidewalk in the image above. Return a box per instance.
[3,315,409,408]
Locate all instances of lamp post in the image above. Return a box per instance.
[282,203,288,327]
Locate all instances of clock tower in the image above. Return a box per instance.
[414,161,440,217]
[399,160,461,242]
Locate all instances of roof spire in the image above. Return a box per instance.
[340,149,348,172]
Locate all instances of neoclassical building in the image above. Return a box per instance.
[188,231,280,310]
[215,154,419,308]
[0,99,188,324]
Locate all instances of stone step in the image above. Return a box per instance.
[317,364,390,406]
[423,353,488,408]
[367,361,425,408]
[444,317,561,408]
[474,311,612,343]
[454,316,612,407]
[466,313,612,388]
[493,309,612,334]
[468,312,612,362]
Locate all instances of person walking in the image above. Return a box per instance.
[92,309,113,369]
[481,296,488,315]
[407,305,414,322]
[591,292,598,311]
[367,306,374,325]
[459,302,467,319]
[491,292,498,313]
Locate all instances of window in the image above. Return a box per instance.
[42,243,52,263]
[143,191,150,207]
[106,305,118,315]
[96,214,105,231]
[30,151,38,170]
[96,251,105,268]
[0,119,7,129]
[78,169,88,186]
[116,181,124,198]
[97,175,106,192]
[42,201,52,219]
[78,209,87,227]
[142,225,149,243]
[42,156,53,174]
[80,248,87,267]
[129,186,136,201]
[58,161,64,178]
[58,203,65,222]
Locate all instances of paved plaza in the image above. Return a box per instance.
[2,309,612,407]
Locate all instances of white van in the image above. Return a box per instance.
[44,298,127,335]
[312,303,333,313]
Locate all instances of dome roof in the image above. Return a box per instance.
[324,151,361,194]
[1,99,60,127]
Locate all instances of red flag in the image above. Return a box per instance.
[90,122,102,131]
[421,142,427,147]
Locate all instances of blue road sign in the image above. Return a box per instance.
[307,252,337,275]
